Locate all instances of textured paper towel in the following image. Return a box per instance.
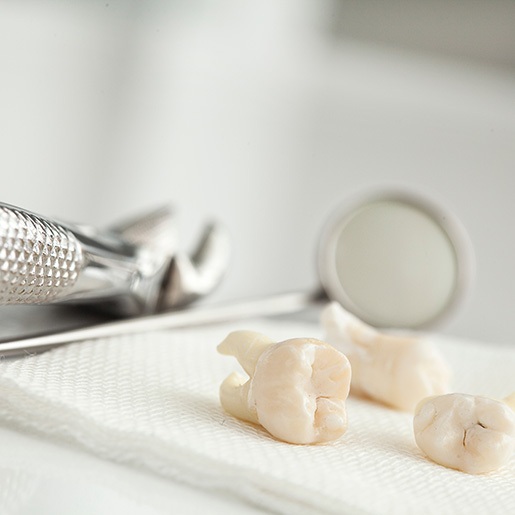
[0,320,514,515]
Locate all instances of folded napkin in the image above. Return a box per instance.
[0,320,513,515]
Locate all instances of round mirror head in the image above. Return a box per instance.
[318,192,473,329]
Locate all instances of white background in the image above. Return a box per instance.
[1,0,515,342]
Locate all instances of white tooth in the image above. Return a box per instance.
[218,334,351,444]
[217,331,274,376]
[218,331,273,425]
[219,372,259,425]
[504,393,515,411]
[321,302,451,412]
[413,393,515,474]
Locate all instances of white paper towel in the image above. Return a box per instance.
[0,320,513,515]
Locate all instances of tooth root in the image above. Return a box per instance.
[320,303,351,352]
[217,331,274,376]
[219,372,259,425]
[503,393,515,411]
[321,302,378,349]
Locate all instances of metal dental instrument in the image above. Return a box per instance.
[0,202,231,316]
[0,191,473,357]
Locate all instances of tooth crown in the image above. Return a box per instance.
[414,393,515,474]
[218,332,351,445]
[322,302,451,411]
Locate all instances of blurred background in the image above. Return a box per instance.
[0,0,514,341]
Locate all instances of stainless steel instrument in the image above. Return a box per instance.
[0,203,231,316]
[0,190,474,358]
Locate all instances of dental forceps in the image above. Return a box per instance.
[0,191,473,357]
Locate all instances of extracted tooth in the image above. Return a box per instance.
[219,372,259,425]
[217,332,351,444]
[218,330,274,376]
[251,338,351,444]
[504,393,515,411]
[413,393,515,474]
[321,302,451,412]
[218,331,274,424]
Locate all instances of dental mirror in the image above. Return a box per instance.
[317,191,472,329]
[0,190,473,357]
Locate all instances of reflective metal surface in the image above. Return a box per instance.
[0,189,475,358]
[317,190,474,329]
[0,203,231,316]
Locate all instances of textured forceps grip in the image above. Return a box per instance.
[0,205,84,304]
[0,202,231,316]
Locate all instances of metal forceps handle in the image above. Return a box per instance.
[0,202,231,316]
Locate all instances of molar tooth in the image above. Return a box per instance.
[321,302,451,412]
[218,334,351,444]
[414,393,515,474]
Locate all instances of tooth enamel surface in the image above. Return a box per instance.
[321,302,451,411]
[218,332,351,444]
[218,331,274,426]
[414,393,515,474]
